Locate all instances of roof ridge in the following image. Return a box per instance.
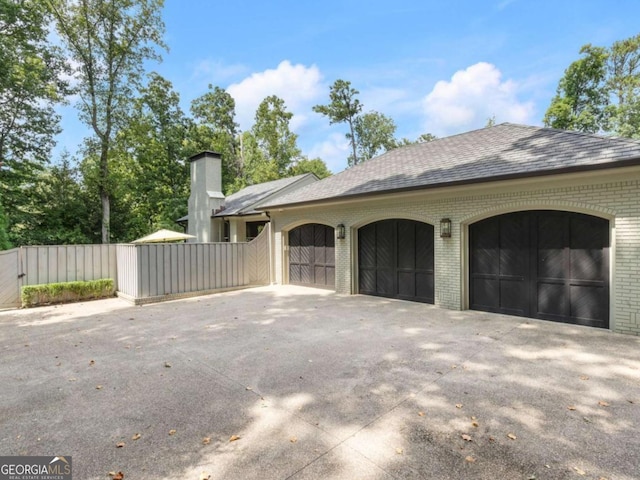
[501,122,640,145]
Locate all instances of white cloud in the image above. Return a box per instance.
[227,60,324,131]
[422,62,535,136]
[307,132,350,174]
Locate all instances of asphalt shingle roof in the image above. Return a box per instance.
[216,173,315,216]
[263,123,640,209]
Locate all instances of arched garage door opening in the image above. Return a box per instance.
[469,210,609,328]
[288,224,335,289]
[358,219,434,303]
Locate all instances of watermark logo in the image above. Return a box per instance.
[0,456,72,480]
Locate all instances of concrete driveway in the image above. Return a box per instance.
[1,285,639,480]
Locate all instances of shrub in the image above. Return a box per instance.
[21,278,115,307]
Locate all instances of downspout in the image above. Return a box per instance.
[265,211,273,284]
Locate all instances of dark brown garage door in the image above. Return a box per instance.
[358,219,434,303]
[289,224,335,289]
[470,211,609,328]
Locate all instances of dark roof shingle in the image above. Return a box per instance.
[217,173,315,216]
[263,123,640,208]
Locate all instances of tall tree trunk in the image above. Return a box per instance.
[100,144,110,243]
[348,119,358,165]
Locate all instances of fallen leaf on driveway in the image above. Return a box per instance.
[132,433,141,440]
[245,387,252,391]
[471,421,479,427]
[418,411,425,417]
[567,405,576,411]
[455,404,463,409]
[573,466,586,475]
[168,429,176,436]
[229,435,240,442]
[507,433,517,440]
[96,385,103,390]
[465,456,476,463]
[461,434,472,442]
[395,447,403,454]
[289,436,297,443]
[164,362,172,368]
[116,442,125,448]
[598,401,610,407]
[580,375,589,381]
[202,437,211,445]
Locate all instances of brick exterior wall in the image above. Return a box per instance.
[269,175,640,336]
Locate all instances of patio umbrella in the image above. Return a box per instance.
[131,229,196,243]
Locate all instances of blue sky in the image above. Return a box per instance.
[56,0,640,173]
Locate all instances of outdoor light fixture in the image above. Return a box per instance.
[440,218,452,238]
[336,223,346,240]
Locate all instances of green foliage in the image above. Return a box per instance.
[394,133,438,147]
[50,0,166,243]
[0,202,12,250]
[12,154,94,245]
[605,34,640,137]
[252,95,301,175]
[544,44,608,133]
[189,85,241,191]
[288,158,332,179]
[111,72,190,241]
[0,0,68,242]
[314,79,409,166]
[313,79,362,165]
[351,111,397,165]
[544,34,640,138]
[21,278,115,307]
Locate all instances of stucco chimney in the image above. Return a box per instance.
[187,151,225,242]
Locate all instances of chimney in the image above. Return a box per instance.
[187,151,225,242]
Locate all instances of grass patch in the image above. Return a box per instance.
[21,278,115,307]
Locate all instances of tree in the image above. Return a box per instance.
[313,79,362,165]
[237,130,278,187]
[288,157,332,179]
[0,202,11,250]
[112,73,190,240]
[394,133,438,147]
[606,34,640,137]
[252,95,301,175]
[544,44,608,133]
[352,111,397,165]
[190,85,241,191]
[49,0,165,243]
[16,154,93,245]
[0,0,68,244]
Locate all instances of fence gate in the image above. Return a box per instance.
[0,248,21,308]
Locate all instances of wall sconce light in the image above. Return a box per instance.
[440,218,452,238]
[336,223,346,240]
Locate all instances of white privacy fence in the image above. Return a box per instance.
[0,245,117,308]
[0,229,270,308]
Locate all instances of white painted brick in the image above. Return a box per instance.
[271,179,640,336]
